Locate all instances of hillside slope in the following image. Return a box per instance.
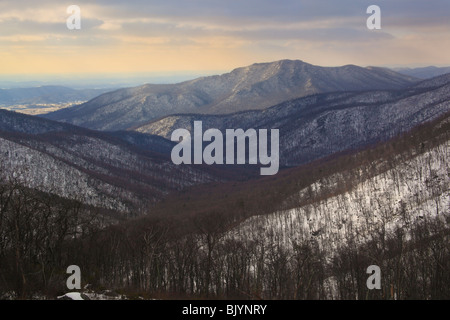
[0,110,217,214]
[43,60,418,131]
[63,111,449,300]
[137,74,450,166]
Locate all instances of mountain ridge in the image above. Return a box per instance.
[42,60,419,131]
[0,109,233,214]
[394,66,450,79]
[135,73,450,166]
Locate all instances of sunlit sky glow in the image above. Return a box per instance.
[1,0,449,78]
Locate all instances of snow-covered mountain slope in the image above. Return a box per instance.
[0,109,177,155]
[42,60,418,131]
[412,72,450,89]
[136,74,450,166]
[190,114,448,299]
[0,110,218,214]
[88,112,447,300]
[394,66,450,79]
[225,140,449,258]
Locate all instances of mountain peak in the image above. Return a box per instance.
[43,60,419,131]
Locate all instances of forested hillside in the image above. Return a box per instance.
[2,111,447,299]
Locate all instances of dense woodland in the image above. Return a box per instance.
[0,113,449,300]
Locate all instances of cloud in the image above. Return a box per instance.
[0,0,449,74]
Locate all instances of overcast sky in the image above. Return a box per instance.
[1,0,449,77]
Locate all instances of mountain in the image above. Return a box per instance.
[63,109,449,300]
[411,72,450,88]
[1,65,448,300]
[0,109,221,214]
[135,73,450,166]
[216,112,449,299]
[42,60,418,131]
[394,66,450,79]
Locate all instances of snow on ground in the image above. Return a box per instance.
[57,292,86,300]
[225,141,449,259]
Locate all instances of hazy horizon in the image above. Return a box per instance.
[0,70,222,89]
[1,59,449,90]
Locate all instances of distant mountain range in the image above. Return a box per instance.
[1,59,448,300]
[2,60,450,211]
[42,60,418,131]
[394,66,450,79]
[136,73,450,166]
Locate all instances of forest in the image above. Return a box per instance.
[0,112,448,300]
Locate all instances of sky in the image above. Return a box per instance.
[0,0,449,81]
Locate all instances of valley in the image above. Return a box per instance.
[0,60,448,300]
